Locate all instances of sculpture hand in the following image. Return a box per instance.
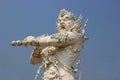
[11,36,36,46]
[11,40,23,46]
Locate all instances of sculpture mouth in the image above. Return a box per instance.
[59,23,66,29]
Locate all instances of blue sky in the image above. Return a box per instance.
[0,0,120,80]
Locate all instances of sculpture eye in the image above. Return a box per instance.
[66,17,69,19]
[64,17,70,21]
[57,19,60,23]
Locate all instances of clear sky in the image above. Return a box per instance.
[0,0,120,80]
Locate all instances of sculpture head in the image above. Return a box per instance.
[56,9,82,32]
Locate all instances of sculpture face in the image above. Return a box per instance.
[57,9,76,32]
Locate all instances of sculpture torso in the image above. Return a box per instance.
[55,42,83,67]
[41,31,85,80]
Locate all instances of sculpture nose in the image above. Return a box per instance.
[60,22,65,25]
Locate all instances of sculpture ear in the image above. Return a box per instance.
[84,36,89,40]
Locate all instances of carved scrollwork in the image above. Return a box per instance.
[50,33,69,43]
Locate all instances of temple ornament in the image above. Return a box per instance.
[11,9,88,80]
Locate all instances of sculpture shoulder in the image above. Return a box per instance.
[66,31,83,39]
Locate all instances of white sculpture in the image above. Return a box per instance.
[11,9,88,80]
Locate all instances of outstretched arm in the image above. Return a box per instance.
[11,31,85,47]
